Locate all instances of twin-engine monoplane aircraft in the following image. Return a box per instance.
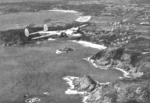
[24,24,87,40]
[24,15,91,40]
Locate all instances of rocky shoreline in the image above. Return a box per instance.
[70,40,106,50]
[64,47,150,103]
[1,1,150,103]
[63,74,150,103]
[84,47,146,78]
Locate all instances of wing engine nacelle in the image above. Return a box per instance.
[43,24,48,31]
[24,24,48,37]
[24,28,30,37]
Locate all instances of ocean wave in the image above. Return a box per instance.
[83,57,134,78]
[63,76,110,103]
[71,40,106,50]
[49,9,81,15]
[83,57,108,70]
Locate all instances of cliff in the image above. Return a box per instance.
[68,75,150,103]
[89,47,149,78]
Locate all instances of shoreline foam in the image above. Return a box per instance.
[49,9,78,13]
[48,38,56,41]
[55,50,63,54]
[114,68,131,78]
[83,57,108,70]
[63,76,86,95]
[63,76,110,103]
[49,9,82,16]
[71,40,106,50]
[83,57,133,78]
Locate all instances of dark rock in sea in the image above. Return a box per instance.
[72,75,97,92]
[56,47,74,54]
[61,47,74,53]
[25,97,41,103]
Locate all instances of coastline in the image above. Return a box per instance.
[71,40,106,50]
[83,57,109,70]
[114,68,131,78]
[63,76,110,103]
[49,9,79,13]
[48,38,56,41]
[1,2,150,103]
[63,76,86,95]
[83,57,133,78]
[49,9,82,16]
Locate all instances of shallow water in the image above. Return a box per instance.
[0,10,78,31]
[0,40,123,103]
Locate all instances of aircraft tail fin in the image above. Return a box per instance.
[24,28,30,37]
[43,24,48,31]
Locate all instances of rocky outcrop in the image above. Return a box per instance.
[56,47,74,54]
[65,75,150,103]
[89,47,146,78]
[72,75,97,92]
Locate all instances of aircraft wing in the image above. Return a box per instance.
[32,33,58,39]
[30,30,65,35]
